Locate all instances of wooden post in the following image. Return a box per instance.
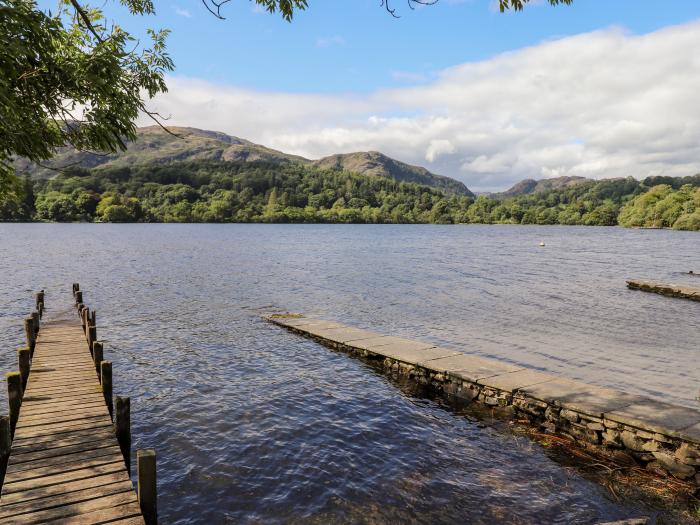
[23,317,35,356]
[35,290,44,318]
[90,309,96,328]
[77,304,85,329]
[72,283,80,295]
[115,396,131,474]
[74,290,83,306]
[81,307,89,334]
[88,325,97,355]
[93,342,103,379]
[0,415,10,489]
[6,372,22,439]
[17,348,30,392]
[101,361,113,419]
[31,311,40,337]
[137,449,157,525]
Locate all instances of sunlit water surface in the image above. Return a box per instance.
[1,224,698,524]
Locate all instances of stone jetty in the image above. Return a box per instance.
[268,315,700,487]
[627,280,700,301]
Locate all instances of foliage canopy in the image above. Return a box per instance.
[4,161,698,230]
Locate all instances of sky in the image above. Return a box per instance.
[53,0,700,191]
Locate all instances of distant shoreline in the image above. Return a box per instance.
[1,221,697,231]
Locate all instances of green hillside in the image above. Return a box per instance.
[1,158,698,230]
[14,126,472,196]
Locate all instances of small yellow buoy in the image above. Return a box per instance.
[539,241,546,247]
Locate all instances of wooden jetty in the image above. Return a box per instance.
[0,286,157,524]
[626,279,700,301]
[268,314,700,487]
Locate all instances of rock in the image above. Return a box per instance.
[651,451,696,479]
[675,443,700,466]
[560,408,580,423]
[630,451,655,462]
[596,519,649,525]
[640,440,660,453]
[542,421,557,433]
[456,386,478,402]
[443,382,458,395]
[635,429,655,440]
[569,425,600,444]
[602,429,621,447]
[545,406,560,421]
[646,461,669,477]
[620,431,647,452]
[483,396,499,406]
[586,422,605,431]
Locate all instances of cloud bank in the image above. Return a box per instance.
[139,21,700,191]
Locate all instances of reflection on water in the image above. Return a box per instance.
[1,224,697,524]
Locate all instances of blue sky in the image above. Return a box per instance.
[44,1,700,190]
[99,0,700,92]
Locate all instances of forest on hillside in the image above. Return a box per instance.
[1,162,699,230]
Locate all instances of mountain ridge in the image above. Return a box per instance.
[494,176,592,198]
[15,126,473,197]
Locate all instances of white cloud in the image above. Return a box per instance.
[139,20,700,192]
[174,6,191,18]
[426,139,456,162]
[316,35,345,48]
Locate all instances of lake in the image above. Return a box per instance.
[0,224,698,523]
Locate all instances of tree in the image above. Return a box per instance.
[497,0,573,12]
[1,0,577,201]
[0,0,314,199]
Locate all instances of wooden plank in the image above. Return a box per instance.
[4,452,124,481]
[18,380,101,396]
[12,420,113,442]
[8,440,115,466]
[2,461,127,495]
[13,416,113,439]
[18,408,108,426]
[15,401,107,419]
[21,392,106,406]
[1,318,143,523]
[27,371,97,380]
[47,502,144,525]
[0,487,138,525]
[16,412,108,429]
[21,391,106,405]
[11,425,115,448]
[12,427,114,453]
[0,472,132,505]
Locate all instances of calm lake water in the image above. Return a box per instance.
[1,224,698,524]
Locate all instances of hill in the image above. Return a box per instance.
[14,126,472,196]
[497,176,591,198]
[313,151,472,196]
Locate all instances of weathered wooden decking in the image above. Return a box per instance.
[0,320,144,524]
[627,279,700,301]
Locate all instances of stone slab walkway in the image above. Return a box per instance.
[268,315,700,485]
[627,280,700,301]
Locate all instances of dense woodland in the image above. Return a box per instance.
[1,162,699,230]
